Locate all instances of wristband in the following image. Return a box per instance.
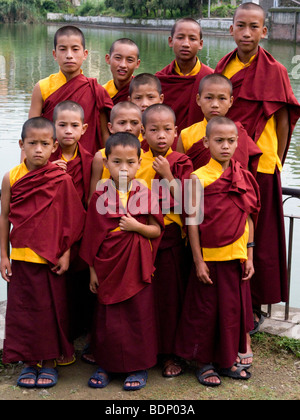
[247,242,255,248]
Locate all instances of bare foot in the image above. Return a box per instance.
[163,359,182,377]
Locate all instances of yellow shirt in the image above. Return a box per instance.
[180,119,207,152]
[193,158,249,261]
[39,69,83,101]
[223,54,281,174]
[174,57,201,76]
[102,79,118,98]
[61,145,78,162]
[9,162,47,264]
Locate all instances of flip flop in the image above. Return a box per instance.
[17,366,38,388]
[88,367,112,388]
[236,352,253,369]
[36,367,58,388]
[56,354,76,366]
[250,312,264,335]
[195,364,221,387]
[219,365,251,380]
[123,370,148,391]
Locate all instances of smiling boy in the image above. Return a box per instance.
[29,25,113,154]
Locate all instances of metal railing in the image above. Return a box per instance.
[0,186,299,320]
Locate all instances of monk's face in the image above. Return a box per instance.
[105,42,140,88]
[204,123,238,170]
[53,34,88,77]
[129,83,164,113]
[197,82,233,121]
[19,127,57,171]
[168,21,203,63]
[108,108,142,138]
[103,145,141,190]
[55,109,88,149]
[142,109,177,157]
[230,8,267,58]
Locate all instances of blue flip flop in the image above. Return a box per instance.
[17,366,38,388]
[123,370,148,391]
[36,367,58,388]
[88,367,112,388]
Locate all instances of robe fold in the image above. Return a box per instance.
[42,74,113,154]
[156,61,213,137]
[186,122,262,176]
[199,159,261,249]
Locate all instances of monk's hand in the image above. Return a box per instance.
[51,249,70,275]
[195,260,213,285]
[242,259,255,281]
[119,213,140,232]
[0,256,12,282]
[52,160,67,172]
[89,269,99,294]
[152,156,172,180]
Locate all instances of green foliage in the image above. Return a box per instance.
[75,0,105,16]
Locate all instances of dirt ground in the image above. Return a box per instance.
[0,335,299,402]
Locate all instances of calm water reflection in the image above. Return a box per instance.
[0,23,299,306]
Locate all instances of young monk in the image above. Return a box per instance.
[177,73,262,176]
[214,2,300,327]
[29,25,113,154]
[174,117,261,386]
[88,101,143,202]
[138,104,193,377]
[0,117,85,388]
[156,18,213,141]
[103,38,141,105]
[79,132,164,391]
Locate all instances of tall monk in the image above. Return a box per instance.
[138,104,193,378]
[174,117,260,387]
[29,25,113,155]
[0,117,86,389]
[156,18,213,145]
[79,132,164,391]
[103,38,141,105]
[177,73,262,176]
[214,3,300,327]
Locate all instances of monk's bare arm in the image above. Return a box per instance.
[119,213,161,239]
[243,216,255,281]
[275,106,289,162]
[28,82,43,118]
[176,133,185,153]
[99,110,110,146]
[0,173,12,282]
[88,151,104,204]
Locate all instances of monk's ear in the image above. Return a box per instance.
[103,157,108,169]
[105,54,111,65]
[196,93,201,107]
[159,93,164,104]
[52,140,58,154]
[229,25,234,36]
[82,123,88,135]
[261,26,268,39]
[203,136,209,149]
[107,122,113,134]
[229,95,234,108]
[19,139,24,150]
[168,36,174,48]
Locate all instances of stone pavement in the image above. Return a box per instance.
[0,300,299,351]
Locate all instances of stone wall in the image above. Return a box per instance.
[268,7,300,42]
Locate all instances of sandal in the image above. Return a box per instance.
[219,365,251,380]
[250,312,264,336]
[17,366,38,388]
[236,352,253,369]
[123,370,148,391]
[56,354,76,366]
[195,364,221,387]
[36,367,58,388]
[88,367,111,388]
[81,343,96,365]
[162,358,183,378]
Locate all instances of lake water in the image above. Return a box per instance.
[0,23,300,307]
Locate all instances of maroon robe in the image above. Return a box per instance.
[42,74,113,155]
[215,47,300,305]
[186,122,262,176]
[111,81,131,105]
[174,160,260,368]
[79,179,164,372]
[156,61,213,141]
[3,162,86,364]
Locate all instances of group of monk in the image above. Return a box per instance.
[0,2,299,391]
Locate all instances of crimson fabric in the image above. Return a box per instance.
[91,283,158,372]
[152,223,190,354]
[174,260,253,368]
[215,47,300,162]
[79,179,164,305]
[186,122,262,176]
[50,143,93,208]
[111,82,131,105]
[199,159,261,248]
[3,260,74,364]
[42,74,113,154]
[251,170,288,305]
[156,61,213,137]
[9,162,86,266]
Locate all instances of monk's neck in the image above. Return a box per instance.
[114,78,130,92]
[176,57,197,75]
[61,69,82,82]
[61,144,78,161]
[236,47,258,65]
